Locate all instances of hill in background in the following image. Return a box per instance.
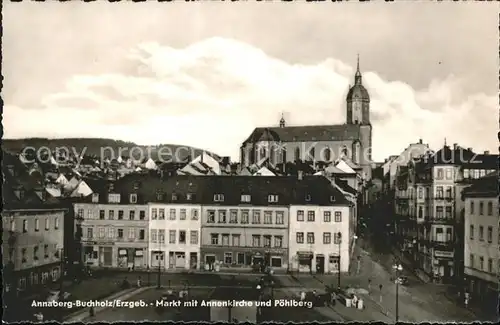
[2,138,221,163]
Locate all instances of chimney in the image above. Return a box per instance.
[418,139,422,144]
[298,170,303,180]
[467,148,472,152]
[453,143,458,150]
[484,150,490,155]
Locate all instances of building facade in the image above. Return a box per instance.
[201,204,290,271]
[74,182,150,269]
[240,58,373,180]
[463,173,498,316]
[3,151,67,297]
[394,145,497,284]
[148,202,201,270]
[288,204,350,274]
[199,175,351,272]
[3,208,66,294]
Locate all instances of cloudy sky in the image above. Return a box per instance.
[3,1,498,162]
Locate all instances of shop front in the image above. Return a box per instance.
[200,246,287,271]
[81,240,114,268]
[433,250,454,284]
[168,251,187,269]
[296,251,313,273]
[328,253,340,274]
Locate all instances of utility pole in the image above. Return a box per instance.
[337,232,342,289]
[157,250,162,289]
[59,248,64,298]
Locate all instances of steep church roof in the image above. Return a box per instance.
[243,124,362,144]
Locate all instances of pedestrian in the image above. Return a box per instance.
[330,291,337,306]
[137,277,142,287]
[464,292,470,308]
[300,291,306,302]
[368,279,371,292]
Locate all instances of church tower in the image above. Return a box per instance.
[346,55,370,125]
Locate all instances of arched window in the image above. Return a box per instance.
[308,147,315,161]
[341,146,348,157]
[352,142,361,163]
[294,147,301,161]
[323,147,331,162]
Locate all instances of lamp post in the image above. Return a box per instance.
[157,249,162,290]
[392,263,403,323]
[337,232,342,289]
[59,248,65,299]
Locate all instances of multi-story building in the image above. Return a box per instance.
[148,178,202,270]
[200,176,293,271]
[74,177,151,269]
[463,172,498,316]
[395,144,497,283]
[2,152,67,297]
[288,176,351,274]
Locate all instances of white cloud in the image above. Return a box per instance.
[4,37,497,161]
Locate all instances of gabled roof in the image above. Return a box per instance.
[333,159,357,174]
[242,124,361,144]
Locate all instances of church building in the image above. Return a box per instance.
[240,58,373,180]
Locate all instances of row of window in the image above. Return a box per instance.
[469,254,499,274]
[12,268,60,291]
[81,209,147,221]
[9,218,60,233]
[469,201,494,216]
[463,169,495,179]
[434,206,453,219]
[151,208,199,221]
[86,227,146,240]
[209,233,283,248]
[207,210,284,225]
[434,168,455,181]
[469,224,496,243]
[150,229,199,245]
[297,210,342,222]
[296,232,341,245]
[17,245,60,264]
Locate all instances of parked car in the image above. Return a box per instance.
[46,290,71,302]
[395,276,408,286]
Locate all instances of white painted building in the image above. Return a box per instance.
[148,203,202,270]
[288,204,351,274]
[463,173,498,315]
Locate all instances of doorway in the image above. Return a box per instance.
[190,252,198,269]
[316,255,325,274]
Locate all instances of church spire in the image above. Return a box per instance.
[279,112,286,128]
[354,53,362,85]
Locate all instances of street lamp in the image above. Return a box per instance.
[392,263,403,323]
[337,232,342,289]
[157,249,162,290]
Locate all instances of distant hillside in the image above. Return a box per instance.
[2,138,221,163]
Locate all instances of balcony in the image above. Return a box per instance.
[424,217,454,225]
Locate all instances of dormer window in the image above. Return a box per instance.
[129,194,137,204]
[241,194,251,203]
[108,194,121,203]
[186,193,194,201]
[305,194,311,202]
[156,192,164,201]
[133,182,139,191]
[268,195,279,203]
[172,193,178,201]
[14,190,25,200]
[330,195,336,202]
[214,194,224,202]
[92,193,99,203]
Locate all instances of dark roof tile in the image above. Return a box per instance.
[87,174,350,206]
[243,124,361,144]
